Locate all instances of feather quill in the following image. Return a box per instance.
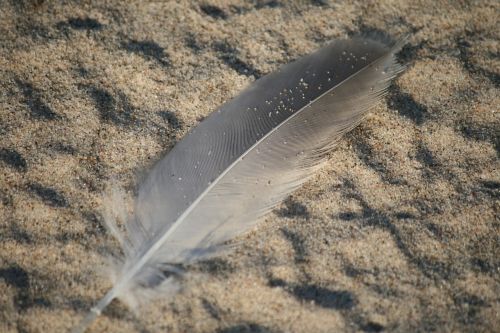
[71,35,406,332]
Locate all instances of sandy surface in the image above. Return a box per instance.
[0,1,498,332]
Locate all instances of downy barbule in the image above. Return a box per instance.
[72,35,407,332]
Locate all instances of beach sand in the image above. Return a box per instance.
[0,1,498,332]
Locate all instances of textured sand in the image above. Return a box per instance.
[0,1,498,332]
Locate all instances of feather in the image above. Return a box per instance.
[71,35,406,332]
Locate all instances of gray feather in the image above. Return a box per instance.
[71,36,406,333]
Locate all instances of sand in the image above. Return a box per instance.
[0,1,498,332]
